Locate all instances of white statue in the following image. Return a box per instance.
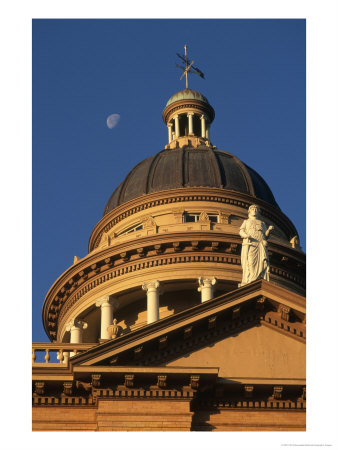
[239,205,274,286]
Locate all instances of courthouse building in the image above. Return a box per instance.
[32,80,306,431]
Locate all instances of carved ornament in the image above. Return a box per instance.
[198,211,210,223]
[107,319,120,339]
[142,215,157,229]
[219,211,231,224]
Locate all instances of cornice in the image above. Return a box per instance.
[89,187,299,252]
[43,234,305,341]
[162,98,215,123]
[32,362,305,412]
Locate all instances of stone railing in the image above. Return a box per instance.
[32,342,97,366]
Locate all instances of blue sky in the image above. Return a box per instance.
[33,19,305,342]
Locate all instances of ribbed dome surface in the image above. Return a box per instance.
[166,89,210,107]
[103,146,279,215]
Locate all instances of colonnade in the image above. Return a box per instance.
[64,277,217,345]
[167,113,210,143]
[142,277,217,324]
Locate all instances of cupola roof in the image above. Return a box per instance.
[165,89,210,107]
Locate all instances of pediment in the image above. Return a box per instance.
[166,323,305,380]
[69,280,305,369]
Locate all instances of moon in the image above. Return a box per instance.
[106,113,120,129]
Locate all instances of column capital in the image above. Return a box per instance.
[187,112,194,117]
[142,280,160,292]
[198,276,217,291]
[66,318,88,332]
[95,295,119,309]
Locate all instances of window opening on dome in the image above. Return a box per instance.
[185,213,199,222]
[209,215,218,223]
[119,224,143,236]
[180,115,188,136]
[184,213,218,223]
[193,114,201,136]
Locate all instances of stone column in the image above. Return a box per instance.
[142,280,161,324]
[168,123,173,143]
[96,295,119,340]
[187,113,194,135]
[174,115,180,138]
[200,114,206,138]
[198,277,217,302]
[66,319,88,356]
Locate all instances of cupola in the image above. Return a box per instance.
[162,88,215,149]
[162,45,215,149]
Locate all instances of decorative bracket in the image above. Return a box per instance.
[278,304,291,322]
[173,242,182,252]
[244,385,254,398]
[272,386,283,400]
[90,263,100,274]
[208,315,217,329]
[137,247,145,258]
[34,382,45,396]
[191,241,199,251]
[109,356,119,365]
[211,241,220,251]
[134,346,143,360]
[124,374,134,388]
[120,252,129,263]
[92,374,101,388]
[184,326,193,340]
[154,244,163,255]
[63,382,73,396]
[158,336,168,350]
[157,375,167,389]
[232,307,241,320]
[255,296,266,310]
[190,375,200,390]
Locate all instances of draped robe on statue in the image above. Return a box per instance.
[239,218,270,286]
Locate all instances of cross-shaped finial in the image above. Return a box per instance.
[175,45,205,89]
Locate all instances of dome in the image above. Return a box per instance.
[103,146,280,215]
[166,89,210,107]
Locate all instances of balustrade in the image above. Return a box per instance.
[32,343,96,366]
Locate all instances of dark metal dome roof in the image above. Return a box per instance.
[103,146,279,215]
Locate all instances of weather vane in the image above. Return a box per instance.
[176,44,205,89]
